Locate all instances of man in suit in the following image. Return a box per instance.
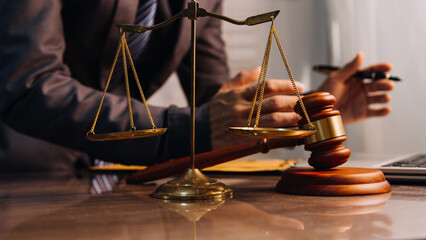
[0,0,393,171]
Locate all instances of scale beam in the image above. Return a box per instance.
[117,9,188,33]
[199,9,279,26]
[117,8,280,33]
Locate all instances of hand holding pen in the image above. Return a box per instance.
[316,52,396,125]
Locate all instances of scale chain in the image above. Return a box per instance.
[88,30,158,137]
[122,36,157,129]
[246,22,273,128]
[87,37,123,136]
[270,21,314,130]
[247,19,314,130]
[121,33,136,132]
[254,25,273,128]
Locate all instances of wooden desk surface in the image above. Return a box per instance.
[1,172,425,240]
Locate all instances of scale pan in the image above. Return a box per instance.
[228,127,315,139]
[86,128,167,141]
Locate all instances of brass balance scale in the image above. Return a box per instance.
[86,1,391,200]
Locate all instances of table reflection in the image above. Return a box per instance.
[143,182,392,240]
[0,173,417,240]
[268,193,393,239]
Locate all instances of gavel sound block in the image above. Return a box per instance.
[276,92,391,196]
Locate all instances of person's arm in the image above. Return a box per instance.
[0,0,181,166]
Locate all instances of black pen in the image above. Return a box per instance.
[313,65,401,81]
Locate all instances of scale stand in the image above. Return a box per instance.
[108,0,279,200]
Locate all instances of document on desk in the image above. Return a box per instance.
[89,164,146,172]
[202,159,297,172]
[90,159,298,173]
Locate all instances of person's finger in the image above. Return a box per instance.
[365,79,395,92]
[367,106,391,118]
[243,79,304,100]
[259,95,299,113]
[222,67,261,91]
[331,52,364,82]
[367,94,391,104]
[258,112,302,127]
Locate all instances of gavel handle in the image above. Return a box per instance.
[125,138,303,184]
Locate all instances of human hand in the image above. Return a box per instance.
[208,67,304,149]
[318,52,395,124]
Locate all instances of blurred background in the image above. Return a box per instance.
[149,0,426,159]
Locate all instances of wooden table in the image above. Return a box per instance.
[1,171,425,239]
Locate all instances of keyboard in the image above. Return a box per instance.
[383,154,426,168]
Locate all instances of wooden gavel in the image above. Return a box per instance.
[126,92,350,184]
[294,92,351,169]
[125,137,304,184]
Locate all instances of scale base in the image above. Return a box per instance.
[276,167,392,196]
[151,168,233,200]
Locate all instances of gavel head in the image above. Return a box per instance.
[294,92,351,170]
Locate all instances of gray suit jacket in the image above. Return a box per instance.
[0,0,229,171]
